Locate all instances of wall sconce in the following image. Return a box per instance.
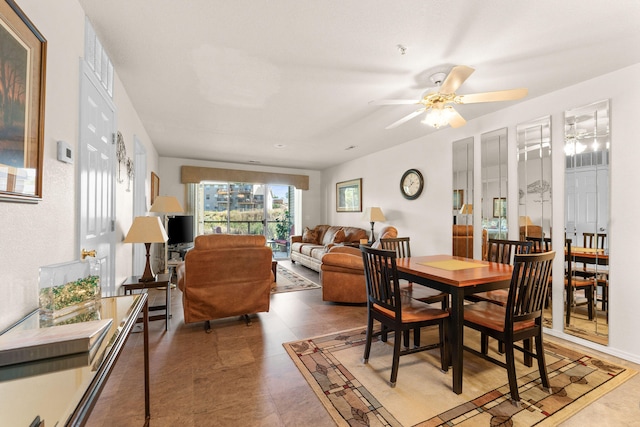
[126,157,134,192]
[116,131,127,183]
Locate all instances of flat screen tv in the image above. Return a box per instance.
[167,215,194,245]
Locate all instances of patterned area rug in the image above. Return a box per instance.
[272,265,321,294]
[284,327,635,426]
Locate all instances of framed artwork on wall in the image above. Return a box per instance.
[0,1,47,203]
[336,178,362,212]
[453,189,464,210]
[150,172,160,206]
[493,197,507,218]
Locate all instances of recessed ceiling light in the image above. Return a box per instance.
[345,145,357,150]
[248,160,261,164]
[274,143,286,149]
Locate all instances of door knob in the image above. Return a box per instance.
[81,249,96,259]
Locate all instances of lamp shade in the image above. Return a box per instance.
[459,204,473,215]
[123,216,168,244]
[363,207,386,222]
[150,196,183,214]
[518,216,534,227]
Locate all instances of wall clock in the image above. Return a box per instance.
[400,169,424,200]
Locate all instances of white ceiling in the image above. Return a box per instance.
[78,0,640,171]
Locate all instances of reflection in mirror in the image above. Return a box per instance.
[481,128,508,259]
[564,99,609,345]
[517,116,552,326]
[452,137,474,258]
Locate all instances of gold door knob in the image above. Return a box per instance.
[81,249,96,259]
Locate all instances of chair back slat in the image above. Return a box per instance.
[380,237,411,259]
[361,246,402,318]
[525,236,552,253]
[507,251,555,325]
[583,232,607,250]
[487,239,533,265]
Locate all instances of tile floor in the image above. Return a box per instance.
[87,261,640,426]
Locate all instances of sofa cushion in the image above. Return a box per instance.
[303,227,318,243]
[300,243,323,256]
[321,226,341,246]
[333,228,346,243]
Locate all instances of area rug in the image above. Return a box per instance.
[284,327,635,426]
[272,265,321,294]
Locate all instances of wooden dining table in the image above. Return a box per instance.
[395,254,513,394]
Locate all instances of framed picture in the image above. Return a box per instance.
[493,197,507,218]
[0,1,47,203]
[453,189,464,210]
[336,178,362,212]
[150,172,160,206]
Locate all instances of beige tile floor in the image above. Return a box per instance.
[87,261,640,426]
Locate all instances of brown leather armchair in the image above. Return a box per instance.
[320,226,397,303]
[177,234,274,331]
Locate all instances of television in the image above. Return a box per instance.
[167,215,194,246]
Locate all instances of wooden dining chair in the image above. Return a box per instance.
[380,237,449,309]
[463,251,556,404]
[565,239,596,325]
[525,236,552,253]
[360,246,449,387]
[467,239,534,306]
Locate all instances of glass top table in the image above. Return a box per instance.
[0,294,150,426]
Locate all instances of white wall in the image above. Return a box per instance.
[322,63,640,363]
[0,0,158,331]
[157,157,323,231]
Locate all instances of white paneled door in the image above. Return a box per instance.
[78,61,117,295]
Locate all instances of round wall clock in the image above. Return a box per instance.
[400,169,424,200]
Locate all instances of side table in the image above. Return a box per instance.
[122,273,171,331]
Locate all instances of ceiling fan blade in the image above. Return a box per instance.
[457,88,528,104]
[369,99,418,105]
[448,108,466,128]
[385,109,424,129]
[439,65,475,94]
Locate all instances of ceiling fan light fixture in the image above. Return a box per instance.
[421,105,454,128]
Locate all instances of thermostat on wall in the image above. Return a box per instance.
[57,140,73,164]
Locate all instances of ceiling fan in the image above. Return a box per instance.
[370,65,528,129]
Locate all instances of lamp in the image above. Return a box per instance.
[124,216,168,282]
[362,207,386,243]
[459,204,473,215]
[150,196,184,274]
[421,105,455,128]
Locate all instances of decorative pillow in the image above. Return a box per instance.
[302,227,318,244]
[333,228,346,243]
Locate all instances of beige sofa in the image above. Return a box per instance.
[290,225,368,272]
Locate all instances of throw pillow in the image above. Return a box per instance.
[302,227,318,244]
[333,228,346,243]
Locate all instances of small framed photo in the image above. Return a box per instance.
[150,172,160,206]
[336,178,362,212]
[493,197,507,218]
[453,189,464,210]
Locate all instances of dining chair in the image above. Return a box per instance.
[565,239,596,325]
[583,232,607,250]
[525,236,552,253]
[467,239,534,306]
[463,251,556,404]
[360,246,449,387]
[380,237,449,309]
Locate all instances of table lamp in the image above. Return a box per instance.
[362,207,386,243]
[150,196,184,273]
[124,216,168,282]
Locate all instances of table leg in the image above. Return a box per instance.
[165,279,171,331]
[143,299,150,425]
[451,289,465,394]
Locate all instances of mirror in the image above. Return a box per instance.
[564,100,610,345]
[481,128,508,258]
[517,116,552,325]
[452,137,474,258]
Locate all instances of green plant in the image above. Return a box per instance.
[275,210,291,240]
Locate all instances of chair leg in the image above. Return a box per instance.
[523,338,532,367]
[439,321,448,372]
[242,314,252,326]
[403,330,410,348]
[480,333,489,355]
[204,320,212,333]
[363,315,374,363]
[535,332,551,392]
[390,332,402,387]
[504,340,520,403]
[413,327,421,348]
[587,286,595,321]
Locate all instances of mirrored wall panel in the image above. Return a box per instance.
[564,99,610,345]
[517,116,552,325]
[481,128,508,258]
[452,137,474,258]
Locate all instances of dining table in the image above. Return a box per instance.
[395,254,513,394]
[565,246,609,323]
